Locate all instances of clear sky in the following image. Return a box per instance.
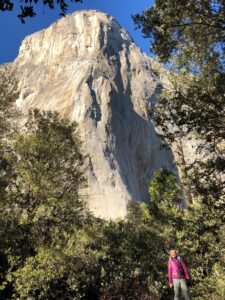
[0,0,154,64]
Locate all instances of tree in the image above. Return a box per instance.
[0,68,20,299]
[0,109,91,299]
[98,169,184,300]
[133,0,225,67]
[0,0,83,23]
[9,109,88,230]
[133,0,225,216]
[0,68,18,135]
[147,168,225,299]
[133,4,225,296]
[178,203,225,299]
[11,222,104,300]
[99,207,162,300]
[0,68,18,191]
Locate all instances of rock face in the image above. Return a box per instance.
[12,10,175,219]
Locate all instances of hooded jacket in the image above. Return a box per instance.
[167,256,190,283]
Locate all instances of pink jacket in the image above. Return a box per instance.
[167,256,190,283]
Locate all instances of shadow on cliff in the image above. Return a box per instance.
[103,43,178,204]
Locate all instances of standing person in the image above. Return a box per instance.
[168,249,190,300]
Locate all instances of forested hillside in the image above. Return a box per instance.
[0,67,224,299]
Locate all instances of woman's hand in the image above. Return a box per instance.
[169,282,173,288]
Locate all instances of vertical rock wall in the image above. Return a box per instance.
[12,10,175,219]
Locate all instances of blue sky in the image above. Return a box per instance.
[0,0,154,64]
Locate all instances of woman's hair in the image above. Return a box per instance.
[169,249,178,256]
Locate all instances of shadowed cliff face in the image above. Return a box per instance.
[11,10,175,219]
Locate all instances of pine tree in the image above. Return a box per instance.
[134,0,225,217]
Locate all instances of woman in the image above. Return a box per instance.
[167,249,190,300]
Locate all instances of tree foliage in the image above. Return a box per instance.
[133,4,225,296]
[0,69,17,189]
[0,69,20,299]
[99,168,225,299]
[149,66,225,213]
[0,81,223,300]
[1,36,224,299]
[0,68,18,135]
[0,80,90,298]
[134,0,225,216]
[133,0,225,67]
[0,0,83,22]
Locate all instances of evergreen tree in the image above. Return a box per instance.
[133,0,224,66]
[0,68,18,190]
[133,0,225,216]
[133,5,225,297]
[0,69,19,299]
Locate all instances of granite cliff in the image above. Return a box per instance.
[10,10,175,219]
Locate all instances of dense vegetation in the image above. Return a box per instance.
[133,0,225,214]
[0,2,224,298]
[132,0,225,298]
[0,68,224,299]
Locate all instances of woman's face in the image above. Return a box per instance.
[170,250,177,258]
